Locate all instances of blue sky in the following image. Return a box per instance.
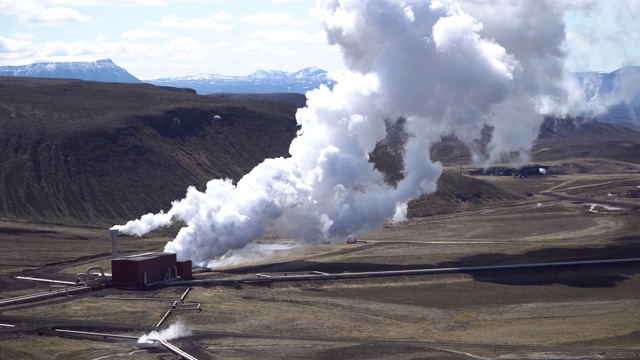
[0,0,344,79]
[0,0,638,79]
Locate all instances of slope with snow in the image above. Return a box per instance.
[146,67,335,94]
[571,66,640,127]
[0,59,141,83]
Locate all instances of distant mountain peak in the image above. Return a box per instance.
[0,59,141,83]
[571,66,640,128]
[147,67,334,95]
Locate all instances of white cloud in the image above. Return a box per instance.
[271,0,306,3]
[562,0,640,71]
[0,1,37,15]
[166,37,205,61]
[234,41,265,52]
[29,6,91,25]
[249,29,325,43]
[7,36,158,64]
[252,61,278,69]
[121,29,169,40]
[242,12,299,27]
[0,35,36,61]
[46,0,210,7]
[6,32,37,41]
[212,40,229,49]
[147,12,235,31]
[0,1,91,25]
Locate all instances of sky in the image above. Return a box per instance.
[0,0,639,79]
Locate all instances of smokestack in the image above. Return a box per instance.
[110,229,119,259]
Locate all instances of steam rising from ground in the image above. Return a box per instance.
[112,0,633,266]
[138,321,191,344]
[207,242,298,270]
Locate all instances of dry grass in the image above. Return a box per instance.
[0,159,640,359]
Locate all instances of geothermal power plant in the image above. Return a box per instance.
[109,230,192,289]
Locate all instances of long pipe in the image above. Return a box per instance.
[99,297,182,302]
[179,288,191,303]
[164,257,640,287]
[158,337,199,360]
[49,285,69,296]
[15,276,77,286]
[54,328,139,340]
[0,286,90,307]
[156,309,173,328]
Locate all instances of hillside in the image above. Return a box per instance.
[407,170,523,217]
[534,117,640,164]
[0,77,301,225]
[1,76,639,226]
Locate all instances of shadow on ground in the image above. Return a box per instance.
[228,238,640,289]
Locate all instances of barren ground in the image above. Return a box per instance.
[1,161,640,359]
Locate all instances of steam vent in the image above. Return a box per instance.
[109,230,192,289]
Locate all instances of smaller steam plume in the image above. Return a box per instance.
[137,321,191,344]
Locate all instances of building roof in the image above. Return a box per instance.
[115,252,176,262]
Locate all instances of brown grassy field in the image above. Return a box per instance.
[1,79,640,359]
[1,162,640,359]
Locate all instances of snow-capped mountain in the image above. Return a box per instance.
[146,67,335,94]
[573,66,640,101]
[0,59,141,83]
[572,66,640,127]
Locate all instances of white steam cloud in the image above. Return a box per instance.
[112,0,632,266]
[137,321,192,344]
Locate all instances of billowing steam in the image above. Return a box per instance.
[138,321,191,344]
[112,0,626,266]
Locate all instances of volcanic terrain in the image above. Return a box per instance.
[0,77,639,359]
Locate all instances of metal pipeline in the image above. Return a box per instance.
[84,266,105,285]
[158,337,199,360]
[0,286,90,307]
[54,328,138,340]
[15,276,77,286]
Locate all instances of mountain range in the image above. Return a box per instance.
[572,66,640,128]
[146,66,336,94]
[0,59,334,94]
[1,76,638,225]
[0,59,141,83]
[0,58,637,127]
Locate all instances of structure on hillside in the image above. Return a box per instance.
[346,235,367,244]
[469,165,549,177]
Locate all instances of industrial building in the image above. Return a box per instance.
[109,229,192,289]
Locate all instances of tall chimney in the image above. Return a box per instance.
[109,229,119,259]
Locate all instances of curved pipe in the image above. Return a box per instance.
[142,271,164,287]
[75,273,87,284]
[85,266,105,284]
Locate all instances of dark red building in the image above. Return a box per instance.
[111,252,191,289]
[176,260,193,280]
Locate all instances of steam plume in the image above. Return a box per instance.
[112,0,620,266]
[138,321,191,344]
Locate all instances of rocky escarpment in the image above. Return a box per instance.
[0,77,301,224]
